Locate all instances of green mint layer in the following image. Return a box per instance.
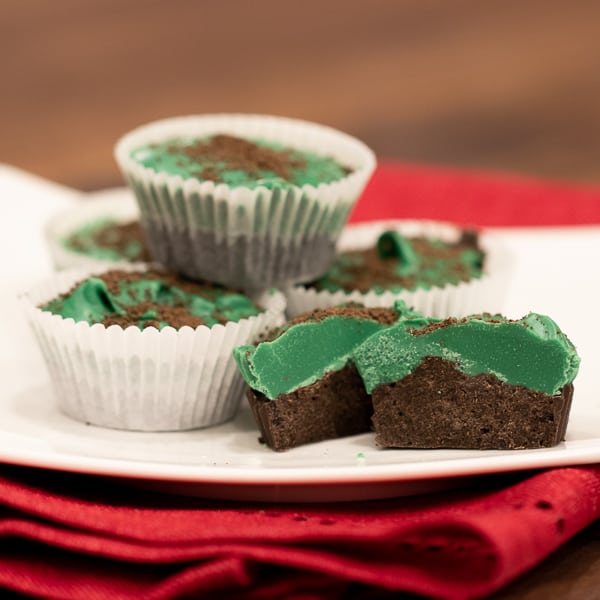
[130,135,349,189]
[233,300,417,399]
[43,275,260,329]
[354,313,580,396]
[63,218,144,261]
[233,317,387,400]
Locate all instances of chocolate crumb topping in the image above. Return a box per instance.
[95,269,244,300]
[460,229,480,247]
[287,306,399,327]
[184,134,307,183]
[410,317,464,336]
[312,234,485,293]
[102,303,206,329]
[409,313,519,336]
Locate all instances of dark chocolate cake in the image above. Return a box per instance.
[246,365,371,451]
[371,357,574,450]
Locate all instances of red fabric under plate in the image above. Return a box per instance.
[0,466,599,600]
[351,162,600,226]
[3,164,600,600]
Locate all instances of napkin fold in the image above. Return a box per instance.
[3,161,600,600]
[0,465,599,599]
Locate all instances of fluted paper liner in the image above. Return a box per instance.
[20,265,286,431]
[114,114,376,290]
[284,220,512,318]
[45,190,141,270]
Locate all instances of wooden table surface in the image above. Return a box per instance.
[2,1,600,598]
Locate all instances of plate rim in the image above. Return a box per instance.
[2,184,600,498]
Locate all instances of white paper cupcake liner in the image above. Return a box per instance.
[19,264,286,431]
[114,114,376,290]
[284,220,513,319]
[45,189,142,270]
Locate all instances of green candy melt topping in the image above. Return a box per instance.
[313,230,484,293]
[130,134,350,189]
[63,219,147,262]
[234,315,393,400]
[354,313,580,396]
[376,230,420,276]
[46,277,125,324]
[43,272,260,329]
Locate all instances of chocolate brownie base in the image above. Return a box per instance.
[246,365,372,451]
[143,221,336,290]
[372,356,574,450]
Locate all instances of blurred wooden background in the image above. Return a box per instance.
[1,0,600,191]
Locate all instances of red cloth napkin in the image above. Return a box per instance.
[0,466,599,600]
[350,162,600,226]
[3,162,600,600]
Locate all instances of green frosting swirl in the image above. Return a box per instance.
[43,273,260,329]
[376,230,420,276]
[130,135,350,189]
[353,313,580,396]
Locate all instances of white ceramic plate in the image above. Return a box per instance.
[1,169,599,502]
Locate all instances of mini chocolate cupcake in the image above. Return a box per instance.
[114,114,376,290]
[20,265,286,431]
[285,220,511,318]
[233,301,414,450]
[354,312,580,449]
[45,190,149,269]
